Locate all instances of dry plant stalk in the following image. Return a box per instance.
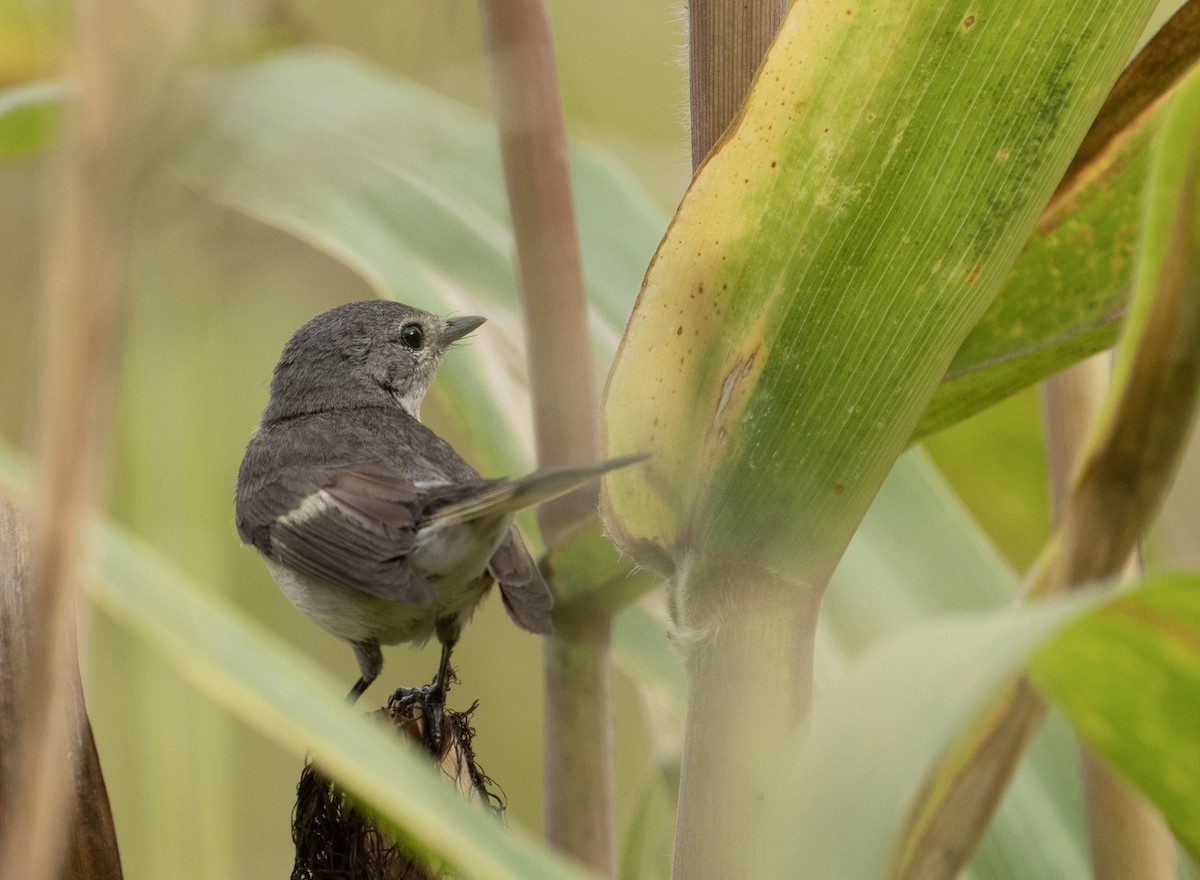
[1042,358,1174,880]
[0,498,122,879]
[0,2,196,878]
[292,702,502,880]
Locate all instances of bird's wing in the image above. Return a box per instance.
[417,458,646,636]
[425,457,641,526]
[242,463,437,604]
[488,527,554,635]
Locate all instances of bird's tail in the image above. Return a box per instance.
[427,454,646,525]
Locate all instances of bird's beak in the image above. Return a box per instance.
[443,315,486,343]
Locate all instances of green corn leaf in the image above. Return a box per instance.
[913,99,1154,439]
[1031,574,1200,859]
[600,1,1160,590]
[916,10,1200,437]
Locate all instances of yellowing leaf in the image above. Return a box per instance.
[602,2,1159,588]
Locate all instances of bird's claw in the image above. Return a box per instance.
[387,677,449,755]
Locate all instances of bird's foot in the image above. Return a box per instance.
[387,669,454,755]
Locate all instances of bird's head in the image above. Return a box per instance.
[263,300,485,422]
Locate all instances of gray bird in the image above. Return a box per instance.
[235,300,634,716]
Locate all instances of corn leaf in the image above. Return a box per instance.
[600,0,1160,586]
[1031,574,1200,858]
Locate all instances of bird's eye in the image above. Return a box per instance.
[400,323,424,350]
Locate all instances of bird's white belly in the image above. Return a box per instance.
[264,557,490,646]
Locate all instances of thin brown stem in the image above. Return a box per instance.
[0,2,193,877]
[4,27,134,880]
[542,615,615,874]
[1042,359,1175,880]
[1041,355,1111,517]
[477,0,596,527]
[475,0,611,872]
[1080,746,1177,880]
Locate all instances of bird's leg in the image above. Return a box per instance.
[423,639,455,749]
[432,638,454,698]
[347,639,383,704]
[424,640,456,753]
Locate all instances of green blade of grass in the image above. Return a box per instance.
[776,587,1111,879]
[1031,574,1200,858]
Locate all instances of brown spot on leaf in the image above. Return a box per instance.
[966,265,982,283]
[963,13,976,27]
[714,346,761,423]
[833,484,844,495]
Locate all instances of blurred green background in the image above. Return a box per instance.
[1,1,1196,878]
